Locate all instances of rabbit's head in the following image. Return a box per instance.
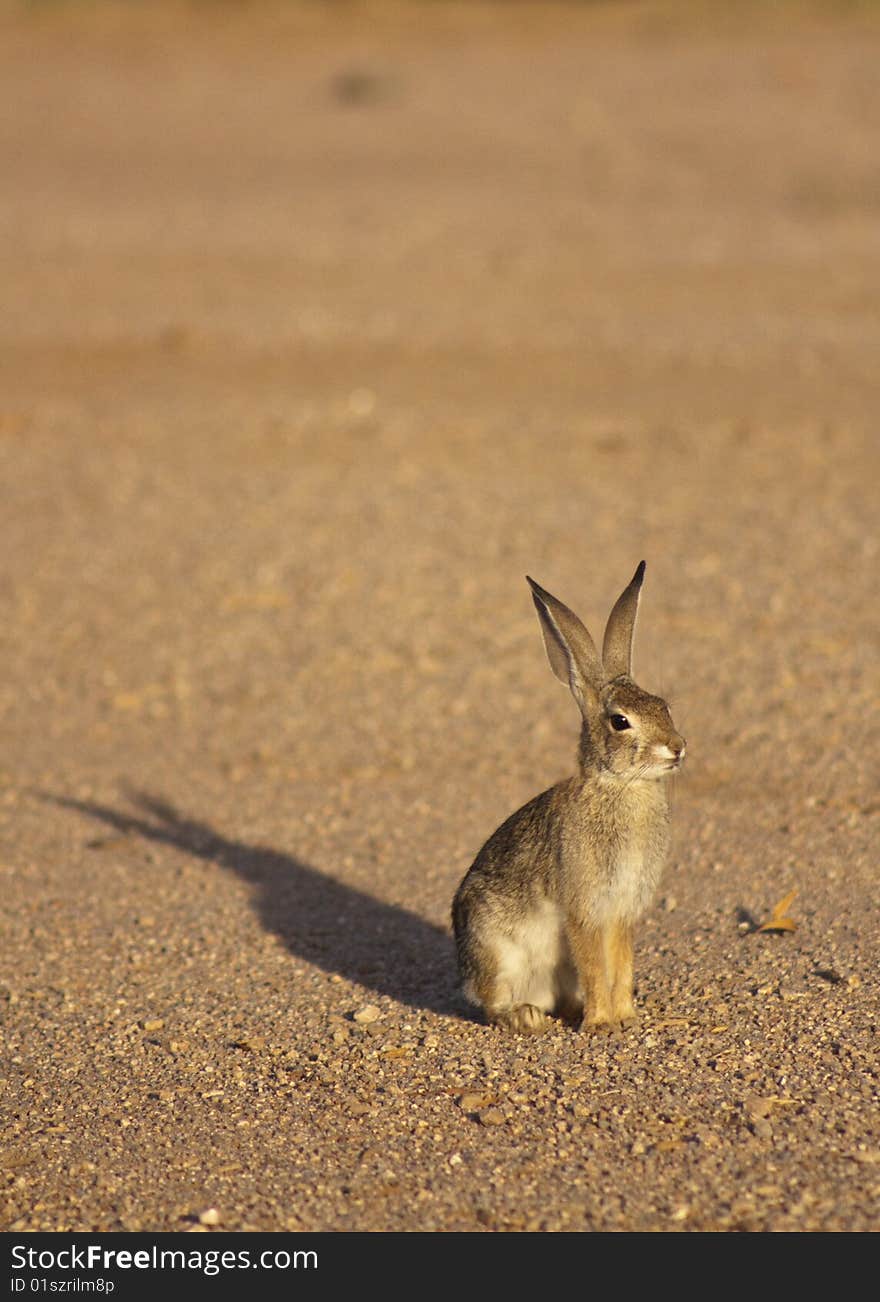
[526,563,685,781]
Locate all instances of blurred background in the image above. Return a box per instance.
[2,0,878,920]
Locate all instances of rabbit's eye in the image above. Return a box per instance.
[610,714,631,731]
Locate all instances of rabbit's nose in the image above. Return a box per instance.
[671,736,686,763]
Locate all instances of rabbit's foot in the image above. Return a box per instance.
[493,1004,548,1034]
[582,1010,637,1034]
[611,996,637,1028]
[580,1014,616,1036]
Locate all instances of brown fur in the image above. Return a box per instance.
[452,564,685,1034]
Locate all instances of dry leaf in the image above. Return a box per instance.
[757,888,798,933]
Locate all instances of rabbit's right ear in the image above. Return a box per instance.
[602,560,645,680]
[526,578,602,714]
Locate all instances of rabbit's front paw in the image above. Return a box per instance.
[580,1014,616,1036]
[612,997,637,1028]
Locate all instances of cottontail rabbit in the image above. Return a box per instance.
[452,562,685,1034]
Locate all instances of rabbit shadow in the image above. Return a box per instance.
[48,789,460,1018]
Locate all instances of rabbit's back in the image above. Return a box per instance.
[452,784,570,1010]
[454,784,561,907]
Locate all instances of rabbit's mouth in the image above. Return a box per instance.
[633,757,682,781]
[650,741,686,774]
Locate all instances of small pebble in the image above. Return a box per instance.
[459,1092,493,1113]
[745,1095,773,1120]
[353,1005,381,1024]
[233,1036,266,1052]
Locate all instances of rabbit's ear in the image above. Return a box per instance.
[526,577,602,712]
[602,560,646,679]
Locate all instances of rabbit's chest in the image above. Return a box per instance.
[601,844,658,922]
[561,785,670,923]
[573,829,666,925]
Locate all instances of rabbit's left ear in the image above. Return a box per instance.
[602,561,646,679]
[526,577,602,715]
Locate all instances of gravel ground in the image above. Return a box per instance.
[0,1,877,1233]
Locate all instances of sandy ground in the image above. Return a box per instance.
[0,1,877,1233]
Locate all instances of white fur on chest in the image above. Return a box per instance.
[590,844,660,926]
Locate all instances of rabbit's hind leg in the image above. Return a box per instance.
[483,934,554,1034]
[458,901,563,1033]
[465,961,550,1034]
[459,940,550,1032]
[474,923,561,1034]
[492,1003,549,1034]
